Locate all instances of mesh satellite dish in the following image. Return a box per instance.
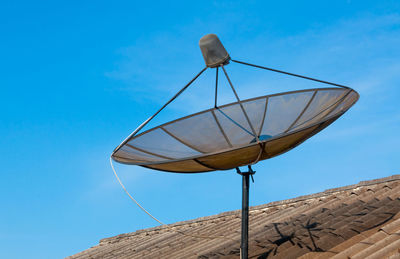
[111,34,359,259]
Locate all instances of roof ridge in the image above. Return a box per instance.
[100,174,399,244]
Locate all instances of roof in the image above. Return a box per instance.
[68,174,400,259]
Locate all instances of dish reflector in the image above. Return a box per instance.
[112,87,359,172]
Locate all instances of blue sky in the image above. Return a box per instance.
[1,1,400,258]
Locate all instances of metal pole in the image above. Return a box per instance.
[241,172,250,259]
[237,166,255,259]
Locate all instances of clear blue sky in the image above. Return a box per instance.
[1,1,399,258]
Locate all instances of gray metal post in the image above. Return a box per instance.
[237,166,254,259]
[241,172,250,259]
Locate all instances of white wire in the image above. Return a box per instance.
[109,155,235,241]
[109,156,164,225]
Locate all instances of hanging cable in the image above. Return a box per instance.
[109,156,236,241]
[110,156,164,224]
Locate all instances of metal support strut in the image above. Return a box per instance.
[231,59,349,89]
[112,67,207,154]
[236,165,255,259]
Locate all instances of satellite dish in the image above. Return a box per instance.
[111,34,359,259]
[112,87,358,172]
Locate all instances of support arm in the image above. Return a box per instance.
[232,59,349,89]
[113,67,208,154]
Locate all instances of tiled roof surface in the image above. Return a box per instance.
[69,174,400,259]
